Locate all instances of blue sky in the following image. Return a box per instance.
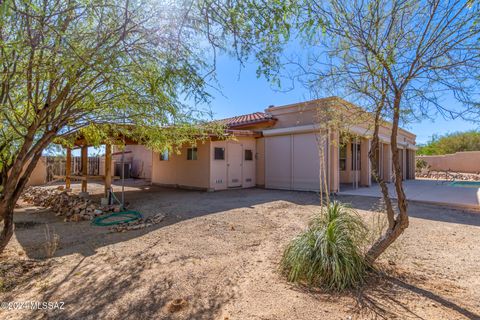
[206,54,479,145]
[75,52,477,157]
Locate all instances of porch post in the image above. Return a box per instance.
[378,143,384,180]
[65,147,72,190]
[104,144,112,197]
[81,145,88,193]
[411,149,416,180]
[360,138,371,187]
[329,130,340,193]
[408,149,415,180]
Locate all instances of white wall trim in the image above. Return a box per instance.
[262,124,319,136]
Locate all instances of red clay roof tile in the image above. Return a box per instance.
[217,112,273,128]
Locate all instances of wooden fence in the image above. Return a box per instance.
[46,156,100,182]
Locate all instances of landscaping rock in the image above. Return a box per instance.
[110,213,165,232]
[416,170,480,181]
[21,186,105,222]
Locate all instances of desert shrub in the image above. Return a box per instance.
[416,158,429,171]
[281,201,368,291]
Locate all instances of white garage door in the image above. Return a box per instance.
[265,135,292,189]
[265,133,325,191]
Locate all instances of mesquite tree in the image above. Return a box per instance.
[0,0,287,253]
[283,0,480,262]
[0,0,208,252]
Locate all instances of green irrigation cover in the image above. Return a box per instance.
[91,210,142,226]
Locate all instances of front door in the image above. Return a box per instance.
[227,143,242,187]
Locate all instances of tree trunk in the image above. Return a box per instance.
[0,132,56,255]
[368,102,396,229]
[366,96,409,263]
[0,199,15,253]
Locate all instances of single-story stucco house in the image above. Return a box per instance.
[122,96,416,193]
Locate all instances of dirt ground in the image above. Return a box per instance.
[1,182,479,320]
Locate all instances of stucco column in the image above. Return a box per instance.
[360,138,371,187]
[328,130,340,193]
[412,149,416,180]
[409,149,416,180]
[402,148,407,181]
[383,144,393,183]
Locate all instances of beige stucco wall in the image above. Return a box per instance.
[265,97,416,149]
[262,98,416,191]
[209,137,256,190]
[26,157,47,186]
[418,151,480,173]
[151,141,211,190]
[114,145,152,179]
[99,145,152,180]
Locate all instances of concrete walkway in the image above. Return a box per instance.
[338,179,480,211]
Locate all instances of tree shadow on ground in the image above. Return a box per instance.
[13,185,320,259]
[286,267,479,320]
[2,251,235,320]
[334,194,480,227]
[13,184,479,260]
[353,269,480,320]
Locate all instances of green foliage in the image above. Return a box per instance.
[415,158,428,171]
[0,0,251,194]
[198,0,297,87]
[281,201,368,291]
[417,131,480,155]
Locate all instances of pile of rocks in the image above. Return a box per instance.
[21,186,104,222]
[21,186,166,231]
[416,171,480,181]
[110,213,166,232]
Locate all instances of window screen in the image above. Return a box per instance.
[214,147,225,160]
[187,147,198,160]
[244,149,253,161]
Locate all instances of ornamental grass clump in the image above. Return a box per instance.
[281,201,368,291]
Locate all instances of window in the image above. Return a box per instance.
[187,147,198,160]
[160,150,169,161]
[351,143,361,170]
[339,145,347,171]
[214,147,225,160]
[244,149,253,161]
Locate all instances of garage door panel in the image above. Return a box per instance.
[293,133,321,191]
[265,132,328,192]
[265,135,291,189]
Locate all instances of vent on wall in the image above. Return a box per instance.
[245,178,252,182]
[215,179,223,184]
[232,179,239,183]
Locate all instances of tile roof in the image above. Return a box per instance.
[217,112,274,128]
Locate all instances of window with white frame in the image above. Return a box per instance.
[244,149,253,161]
[214,147,225,160]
